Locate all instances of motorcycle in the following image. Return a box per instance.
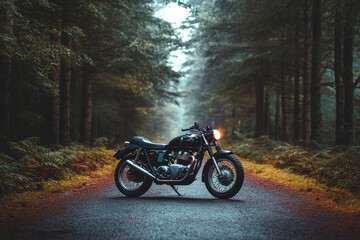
[113,122,244,199]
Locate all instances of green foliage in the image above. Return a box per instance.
[0,138,114,196]
[185,0,360,144]
[1,0,182,143]
[232,138,360,194]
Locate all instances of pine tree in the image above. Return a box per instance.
[311,0,323,145]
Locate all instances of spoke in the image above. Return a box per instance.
[119,163,144,191]
[208,159,236,193]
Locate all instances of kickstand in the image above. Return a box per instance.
[170,185,183,196]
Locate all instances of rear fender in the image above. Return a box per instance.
[201,150,233,182]
[113,147,135,160]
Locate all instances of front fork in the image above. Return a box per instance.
[202,134,222,175]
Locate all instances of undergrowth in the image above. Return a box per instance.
[240,159,360,213]
[0,137,115,196]
[229,136,360,196]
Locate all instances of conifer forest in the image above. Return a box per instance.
[1,0,360,204]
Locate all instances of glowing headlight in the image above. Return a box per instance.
[213,129,221,141]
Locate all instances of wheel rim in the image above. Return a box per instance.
[208,159,237,193]
[118,161,145,191]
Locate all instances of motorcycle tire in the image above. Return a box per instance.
[115,157,152,197]
[203,154,244,199]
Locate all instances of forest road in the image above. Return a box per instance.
[1,169,360,240]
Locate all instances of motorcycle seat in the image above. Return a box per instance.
[130,136,166,149]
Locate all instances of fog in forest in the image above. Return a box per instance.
[1,0,360,215]
[1,0,360,146]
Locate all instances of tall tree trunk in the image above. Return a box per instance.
[51,69,61,144]
[294,9,300,141]
[334,0,345,145]
[343,0,356,144]
[80,69,93,144]
[281,76,290,142]
[0,1,13,138]
[60,1,72,146]
[50,3,62,144]
[60,34,72,146]
[264,88,270,136]
[280,25,290,142]
[303,0,312,147]
[311,0,322,145]
[274,87,281,140]
[255,77,264,137]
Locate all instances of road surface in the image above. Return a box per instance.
[1,170,359,239]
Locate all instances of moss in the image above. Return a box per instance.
[228,138,360,196]
[0,138,116,196]
[240,158,360,213]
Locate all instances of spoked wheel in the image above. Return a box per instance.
[204,154,244,199]
[115,156,152,197]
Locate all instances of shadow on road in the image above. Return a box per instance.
[107,196,244,203]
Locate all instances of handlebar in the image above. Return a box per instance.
[182,122,201,132]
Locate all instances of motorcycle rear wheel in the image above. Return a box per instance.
[204,154,244,199]
[115,156,152,197]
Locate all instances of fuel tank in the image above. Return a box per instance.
[167,134,201,150]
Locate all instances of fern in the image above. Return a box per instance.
[0,137,115,196]
[232,137,360,195]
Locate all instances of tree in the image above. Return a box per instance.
[0,0,181,145]
[185,0,360,147]
[311,0,322,144]
[255,77,264,137]
[303,0,312,147]
[334,0,345,145]
[60,0,72,146]
[293,7,301,141]
[342,0,357,144]
[80,68,93,144]
[49,1,62,144]
[281,24,290,143]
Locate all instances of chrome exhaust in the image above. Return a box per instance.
[125,160,156,180]
[125,157,196,184]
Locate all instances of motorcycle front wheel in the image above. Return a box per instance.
[115,156,152,197]
[203,154,244,199]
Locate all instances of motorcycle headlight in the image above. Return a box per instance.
[212,129,221,141]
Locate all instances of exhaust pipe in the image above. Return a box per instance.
[125,160,156,180]
[125,157,196,184]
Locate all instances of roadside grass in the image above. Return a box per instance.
[226,137,360,213]
[240,158,360,213]
[0,161,118,209]
[2,136,359,213]
[0,137,117,206]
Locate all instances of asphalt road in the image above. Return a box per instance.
[1,170,360,240]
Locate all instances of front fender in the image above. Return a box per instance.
[113,147,134,160]
[213,150,233,158]
[201,150,233,182]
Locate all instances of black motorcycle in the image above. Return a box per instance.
[113,123,244,199]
